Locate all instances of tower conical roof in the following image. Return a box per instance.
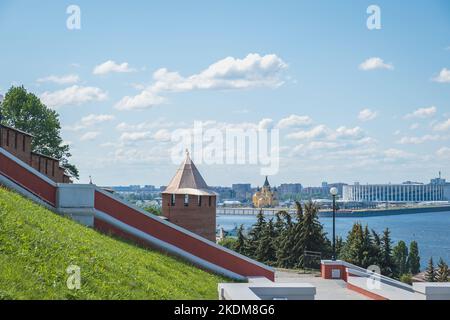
[263,176,270,188]
[162,151,216,196]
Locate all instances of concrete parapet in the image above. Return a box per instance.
[219,282,316,300]
[413,283,450,300]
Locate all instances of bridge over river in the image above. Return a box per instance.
[217,205,450,217]
[217,207,298,216]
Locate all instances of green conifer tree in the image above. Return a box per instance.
[297,201,330,268]
[425,257,436,282]
[341,223,364,266]
[235,224,246,255]
[407,241,421,275]
[255,219,277,265]
[335,236,344,259]
[380,228,394,277]
[392,241,409,278]
[275,212,295,268]
[361,225,375,268]
[370,229,383,267]
[246,210,266,258]
[436,258,449,282]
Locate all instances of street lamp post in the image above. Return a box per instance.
[330,187,338,261]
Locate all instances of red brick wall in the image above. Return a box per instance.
[95,191,275,281]
[0,127,32,164]
[0,152,57,205]
[162,193,216,242]
[1,126,71,184]
[321,263,347,281]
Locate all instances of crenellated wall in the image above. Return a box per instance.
[0,124,71,183]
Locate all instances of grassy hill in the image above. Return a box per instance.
[0,187,227,300]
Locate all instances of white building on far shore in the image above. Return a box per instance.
[343,177,448,203]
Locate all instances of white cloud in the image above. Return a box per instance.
[383,148,413,159]
[115,119,177,132]
[119,131,152,142]
[432,68,450,83]
[405,106,437,119]
[66,114,115,131]
[115,91,166,111]
[333,126,364,139]
[41,85,108,109]
[37,74,80,85]
[287,125,329,140]
[397,134,441,144]
[359,57,394,71]
[258,118,274,130]
[433,118,450,131]
[93,60,136,75]
[277,115,312,128]
[115,53,287,110]
[153,129,172,142]
[409,123,420,130]
[287,125,364,141]
[80,131,100,141]
[436,147,450,158]
[358,108,378,121]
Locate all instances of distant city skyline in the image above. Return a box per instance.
[1,1,450,186]
[108,173,446,190]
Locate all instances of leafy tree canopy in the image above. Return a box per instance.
[0,86,78,178]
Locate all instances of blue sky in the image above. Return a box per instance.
[1,0,450,187]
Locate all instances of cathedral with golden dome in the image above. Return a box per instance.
[252,176,279,208]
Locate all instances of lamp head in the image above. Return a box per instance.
[330,187,338,196]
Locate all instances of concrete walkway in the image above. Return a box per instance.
[275,270,370,300]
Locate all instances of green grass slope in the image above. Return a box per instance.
[0,187,226,300]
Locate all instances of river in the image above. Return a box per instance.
[217,210,450,269]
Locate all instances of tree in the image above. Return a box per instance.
[436,258,449,282]
[275,212,296,268]
[255,219,276,265]
[400,274,413,285]
[246,210,266,257]
[218,237,238,250]
[340,223,363,266]
[407,241,420,275]
[392,241,409,278]
[371,229,383,267]
[297,201,331,268]
[273,211,286,251]
[335,236,344,259]
[235,224,246,255]
[143,205,162,216]
[290,201,305,266]
[380,228,394,277]
[0,86,78,178]
[361,225,376,268]
[425,257,436,282]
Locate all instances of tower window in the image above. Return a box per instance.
[184,194,189,207]
[198,195,202,207]
[14,132,18,149]
[171,194,176,206]
[23,135,26,152]
[209,196,212,207]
